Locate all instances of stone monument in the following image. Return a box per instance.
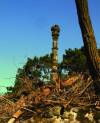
[51,25,60,83]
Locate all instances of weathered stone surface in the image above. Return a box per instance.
[20,107,100,123]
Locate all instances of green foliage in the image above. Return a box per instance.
[62,47,100,74]
[7,54,52,94]
[62,47,87,73]
[7,47,100,94]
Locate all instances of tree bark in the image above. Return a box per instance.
[75,0,100,94]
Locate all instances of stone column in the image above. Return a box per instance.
[51,25,60,82]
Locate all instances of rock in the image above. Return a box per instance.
[52,116,63,123]
[42,107,53,118]
[62,108,80,123]
[52,106,62,116]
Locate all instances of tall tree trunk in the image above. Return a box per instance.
[75,0,100,94]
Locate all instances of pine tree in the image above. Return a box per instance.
[75,0,100,94]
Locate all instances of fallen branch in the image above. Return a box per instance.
[21,107,35,113]
[0,96,15,105]
[78,80,93,96]
[8,109,23,123]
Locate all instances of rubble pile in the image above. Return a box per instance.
[0,74,100,123]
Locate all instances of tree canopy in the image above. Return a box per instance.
[7,48,100,95]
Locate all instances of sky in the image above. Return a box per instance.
[0,0,100,94]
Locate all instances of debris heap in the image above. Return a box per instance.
[0,74,100,123]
